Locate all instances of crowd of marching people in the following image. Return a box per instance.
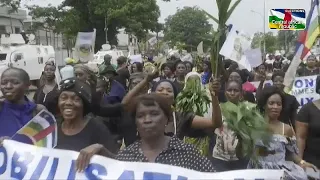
[0,52,320,179]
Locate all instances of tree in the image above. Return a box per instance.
[251,32,278,53]
[277,31,299,52]
[0,0,21,32]
[163,6,212,52]
[60,0,162,52]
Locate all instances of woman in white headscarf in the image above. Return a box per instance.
[176,72,214,156]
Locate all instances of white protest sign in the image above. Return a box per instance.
[251,75,320,107]
[220,28,252,62]
[0,140,284,180]
[74,29,96,63]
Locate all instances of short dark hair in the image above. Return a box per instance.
[184,61,193,69]
[256,85,285,114]
[117,56,127,65]
[161,62,175,72]
[174,60,186,70]
[271,71,285,81]
[131,62,143,73]
[225,80,243,92]
[2,67,30,83]
[129,93,172,121]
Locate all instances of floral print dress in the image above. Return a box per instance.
[248,125,308,180]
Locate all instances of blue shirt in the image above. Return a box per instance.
[0,98,36,137]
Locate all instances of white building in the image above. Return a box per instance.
[0,6,27,34]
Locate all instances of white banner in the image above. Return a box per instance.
[251,75,320,107]
[0,140,284,179]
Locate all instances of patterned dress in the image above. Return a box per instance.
[248,134,308,180]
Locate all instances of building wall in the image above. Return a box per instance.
[0,7,27,34]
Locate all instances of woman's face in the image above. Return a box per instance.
[272,76,284,90]
[74,68,89,82]
[203,63,209,72]
[155,82,174,105]
[307,58,317,68]
[96,79,106,93]
[185,63,192,73]
[228,72,241,82]
[135,102,167,139]
[58,91,83,120]
[265,94,282,120]
[0,70,27,102]
[258,65,266,74]
[132,64,138,73]
[44,64,55,81]
[163,67,172,77]
[225,81,242,104]
[130,78,144,91]
[176,63,186,76]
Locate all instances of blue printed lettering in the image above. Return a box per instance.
[177,176,188,180]
[67,160,76,180]
[85,163,107,180]
[300,97,314,106]
[295,80,303,88]
[143,172,171,180]
[294,79,314,88]
[46,158,59,180]
[30,156,49,179]
[305,79,314,88]
[264,82,272,87]
[11,152,34,180]
[118,170,134,180]
[0,147,7,175]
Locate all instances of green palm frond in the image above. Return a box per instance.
[226,0,242,21]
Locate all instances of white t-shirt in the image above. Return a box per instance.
[212,116,239,161]
[60,65,75,80]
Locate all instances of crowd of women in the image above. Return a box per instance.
[0,53,319,179]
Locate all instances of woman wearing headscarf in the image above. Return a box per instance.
[55,78,117,171]
[33,61,59,114]
[176,71,215,156]
[73,64,123,118]
[98,64,126,104]
[116,93,216,172]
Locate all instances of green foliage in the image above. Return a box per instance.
[0,0,20,13]
[164,6,212,52]
[176,75,211,156]
[28,0,165,52]
[220,101,270,159]
[176,76,211,116]
[277,31,299,53]
[251,32,278,54]
[204,0,241,76]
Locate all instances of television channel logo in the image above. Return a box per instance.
[269,9,306,30]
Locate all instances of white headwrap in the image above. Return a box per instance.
[184,72,202,89]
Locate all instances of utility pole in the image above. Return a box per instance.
[104,16,108,44]
[251,0,266,55]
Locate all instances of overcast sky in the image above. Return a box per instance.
[22,0,311,35]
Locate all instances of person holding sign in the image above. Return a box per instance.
[0,68,46,138]
[116,93,216,172]
[54,78,117,172]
